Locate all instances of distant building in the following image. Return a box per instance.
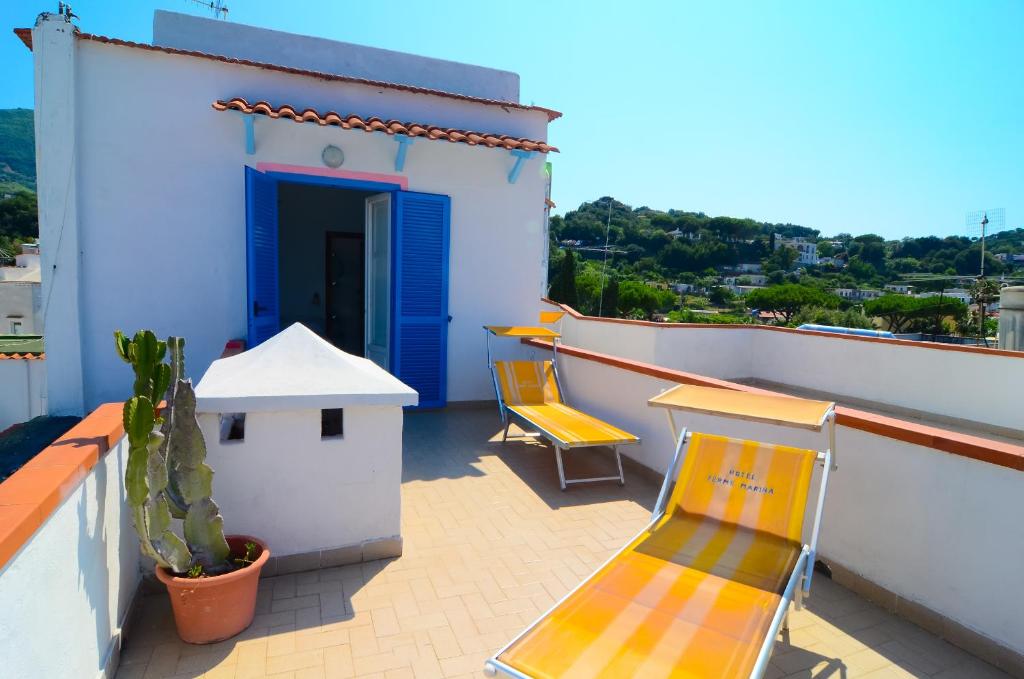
[916,289,971,305]
[994,253,1024,264]
[773,235,819,266]
[732,263,763,273]
[817,256,843,268]
[0,242,42,334]
[723,274,767,289]
[832,288,883,302]
[884,283,914,295]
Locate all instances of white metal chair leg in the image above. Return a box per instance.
[555,447,567,490]
[782,605,791,632]
[614,446,625,486]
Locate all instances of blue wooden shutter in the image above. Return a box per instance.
[245,167,280,346]
[392,191,450,408]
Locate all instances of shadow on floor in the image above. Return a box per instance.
[403,408,659,511]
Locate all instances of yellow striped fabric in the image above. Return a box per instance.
[498,433,816,679]
[495,361,561,405]
[508,403,639,448]
[495,361,638,448]
[539,310,567,324]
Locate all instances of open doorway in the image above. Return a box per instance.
[277,182,389,365]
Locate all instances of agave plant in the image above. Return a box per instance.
[115,330,230,574]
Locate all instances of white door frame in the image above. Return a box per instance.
[365,193,391,369]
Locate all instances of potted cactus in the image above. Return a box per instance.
[115,330,269,644]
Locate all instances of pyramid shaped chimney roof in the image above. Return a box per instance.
[195,323,418,412]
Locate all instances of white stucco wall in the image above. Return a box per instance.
[152,11,521,103]
[37,25,551,412]
[200,406,403,556]
[0,281,42,334]
[556,311,1024,431]
[552,350,1024,656]
[0,359,46,431]
[0,435,139,679]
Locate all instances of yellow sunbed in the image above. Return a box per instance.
[485,324,639,489]
[486,392,834,679]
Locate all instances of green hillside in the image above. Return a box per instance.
[0,108,35,193]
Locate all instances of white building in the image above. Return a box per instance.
[733,262,763,273]
[917,289,971,305]
[884,283,914,295]
[0,242,42,335]
[773,235,819,266]
[23,10,558,415]
[723,274,767,287]
[833,288,883,302]
[195,323,417,561]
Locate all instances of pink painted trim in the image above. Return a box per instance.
[255,163,409,190]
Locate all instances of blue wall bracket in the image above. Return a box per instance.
[507,149,536,184]
[394,135,416,172]
[239,113,255,155]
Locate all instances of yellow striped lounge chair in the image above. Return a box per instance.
[493,359,639,490]
[485,431,831,679]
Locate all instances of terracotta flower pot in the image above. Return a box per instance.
[155,535,270,644]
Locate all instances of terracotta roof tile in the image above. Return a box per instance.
[213,98,559,153]
[12,28,562,122]
[0,353,44,360]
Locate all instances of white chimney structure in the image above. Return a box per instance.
[195,323,417,573]
[998,286,1024,352]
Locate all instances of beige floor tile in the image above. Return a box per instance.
[115,410,1010,679]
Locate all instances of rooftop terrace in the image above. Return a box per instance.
[115,409,1011,679]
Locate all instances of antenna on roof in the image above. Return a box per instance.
[965,208,1005,277]
[187,0,229,19]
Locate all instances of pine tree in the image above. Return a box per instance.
[551,249,579,308]
[600,277,619,317]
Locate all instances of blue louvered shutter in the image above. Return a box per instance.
[392,191,450,408]
[245,167,280,347]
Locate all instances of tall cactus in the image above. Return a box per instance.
[116,331,231,574]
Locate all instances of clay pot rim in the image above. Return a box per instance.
[154,534,270,589]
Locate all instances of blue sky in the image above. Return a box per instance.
[3,1,1021,239]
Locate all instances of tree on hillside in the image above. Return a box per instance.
[0,190,37,253]
[746,284,840,324]
[600,277,619,317]
[864,294,921,333]
[763,245,799,272]
[549,249,579,308]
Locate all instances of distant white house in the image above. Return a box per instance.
[995,253,1024,265]
[732,262,763,273]
[0,242,42,335]
[774,235,819,266]
[833,288,883,302]
[884,283,914,295]
[917,289,972,305]
[723,274,767,287]
[23,10,558,414]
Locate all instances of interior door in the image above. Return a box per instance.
[245,167,280,346]
[392,191,450,408]
[326,233,366,356]
[365,194,391,369]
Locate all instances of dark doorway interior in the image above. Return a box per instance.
[277,182,374,354]
[326,232,365,355]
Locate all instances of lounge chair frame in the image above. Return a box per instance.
[485,387,836,679]
[484,325,634,489]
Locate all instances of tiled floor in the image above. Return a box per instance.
[117,408,1010,679]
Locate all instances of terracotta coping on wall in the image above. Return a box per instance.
[541,299,1024,359]
[214,98,558,153]
[0,402,124,571]
[12,28,562,122]
[524,338,1024,473]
